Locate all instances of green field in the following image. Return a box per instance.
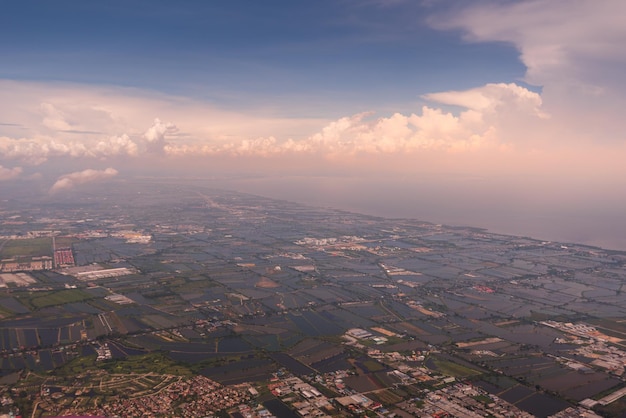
[99,352,193,376]
[362,359,386,372]
[21,289,94,309]
[0,237,53,258]
[429,357,482,378]
[54,237,78,248]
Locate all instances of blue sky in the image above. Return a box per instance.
[1,1,626,249]
[0,1,524,112]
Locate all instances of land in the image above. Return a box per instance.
[0,178,625,417]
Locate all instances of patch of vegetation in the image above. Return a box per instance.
[369,388,403,405]
[184,354,243,372]
[429,357,482,378]
[54,352,99,377]
[587,317,626,337]
[0,237,52,258]
[479,373,519,390]
[21,289,95,309]
[361,359,386,372]
[244,334,281,351]
[401,384,424,397]
[311,382,339,398]
[55,237,78,248]
[591,382,626,401]
[0,303,15,318]
[172,279,220,293]
[473,394,493,404]
[594,396,626,418]
[99,351,193,376]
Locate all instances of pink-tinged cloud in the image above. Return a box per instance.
[0,165,22,181]
[430,0,626,87]
[0,81,547,165]
[49,167,118,194]
[95,134,139,157]
[430,0,626,144]
[164,83,544,157]
[144,118,178,144]
[0,135,137,164]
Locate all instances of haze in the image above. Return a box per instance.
[1,1,626,249]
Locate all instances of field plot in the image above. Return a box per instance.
[20,289,94,310]
[537,371,620,401]
[516,393,570,418]
[425,356,482,378]
[200,357,277,384]
[0,238,52,258]
[270,352,316,376]
[0,273,36,287]
[0,297,30,315]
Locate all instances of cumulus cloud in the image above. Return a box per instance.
[0,165,22,181]
[431,0,626,86]
[0,78,548,167]
[0,135,138,164]
[49,167,119,193]
[164,82,543,158]
[143,118,178,143]
[424,83,547,118]
[0,136,93,165]
[430,0,626,143]
[142,118,179,155]
[0,80,326,165]
[95,134,139,157]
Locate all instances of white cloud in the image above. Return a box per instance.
[163,83,543,158]
[41,102,73,131]
[431,0,626,86]
[143,118,178,143]
[430,0,626,143]
[0,165,22,181]
[49,167,119,193]
[424,83,547,117]
[95,134,139,157]
[0,135,137,164]
[0,80,329,165]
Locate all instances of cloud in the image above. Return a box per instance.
[142,118,178,155]
[0,64,619,182]
[2,78,543,165]
[0,165,22,181]
[430,0,626,143]
[164,83,544,158]
[424,83,546,116]
[431,1,626,86]
[95,134,139,157]
[0,80,327,165]
[0,136,91,165]
[144,118,178,143]
[41,102,73,131]
[1,79,544,166]
[49,167,119,193]
[0,135,133,164]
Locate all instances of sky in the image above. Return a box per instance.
[1,0,626,249]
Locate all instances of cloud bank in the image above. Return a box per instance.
[430,0,626,143]
[49,167,119,194]
[0,80,548,167]
[165,82,538,158]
